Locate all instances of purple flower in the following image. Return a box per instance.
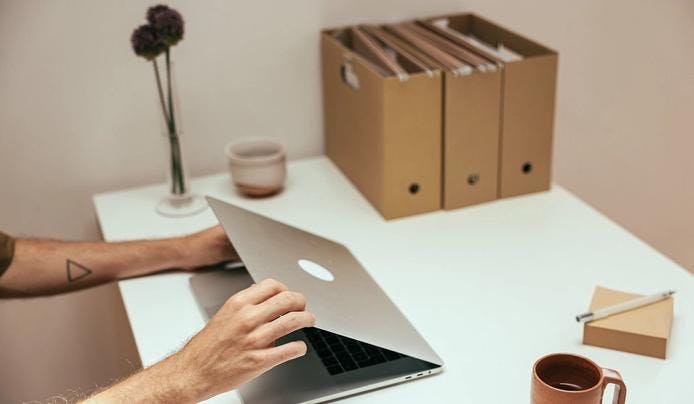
[131,24,166,60]
[146,4,170,25]
[148,5,184,46]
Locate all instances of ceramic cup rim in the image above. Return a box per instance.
[532,353,603,395]
[225,138,286,166]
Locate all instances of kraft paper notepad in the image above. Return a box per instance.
[583,286,673,359]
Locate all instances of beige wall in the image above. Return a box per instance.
[0,0,692,400]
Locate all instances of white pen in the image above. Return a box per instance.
[575,290,676,323]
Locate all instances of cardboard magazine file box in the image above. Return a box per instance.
[381,22,502,210]
[441,65,502,209]
[433,13,558,198]
[321,29,442,219]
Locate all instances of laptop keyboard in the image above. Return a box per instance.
[303,327,405,375]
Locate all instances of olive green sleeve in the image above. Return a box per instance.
[0,231,16,277]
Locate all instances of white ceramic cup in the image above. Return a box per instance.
[225,138,286,197]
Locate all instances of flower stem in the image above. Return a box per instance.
[152,59,172,133]
[153,58,177,194]
[165,49,177,134]
[165,48,185,195]
[169,134,184,195]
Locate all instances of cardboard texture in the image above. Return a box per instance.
[441,14,558,199]
[583,286,673,359]
[322,31,442,219]
[322,13,557,219]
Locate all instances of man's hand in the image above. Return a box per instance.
[174,278,314,400]
[84,278,315,403]
[178,225,239,270]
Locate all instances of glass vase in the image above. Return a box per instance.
[154,60,207,217]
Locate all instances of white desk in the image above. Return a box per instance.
[93,156,693,403]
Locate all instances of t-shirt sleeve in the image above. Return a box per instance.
[0,231,16,277]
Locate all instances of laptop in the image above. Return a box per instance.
[190,197,443,403]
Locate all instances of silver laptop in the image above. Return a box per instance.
[190,197,443,403]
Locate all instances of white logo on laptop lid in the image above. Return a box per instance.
[297,259,335,282]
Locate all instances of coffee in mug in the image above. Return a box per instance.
[531,353,626,404]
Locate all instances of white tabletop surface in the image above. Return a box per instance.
[93,156,693,404]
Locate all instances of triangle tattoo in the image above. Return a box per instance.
[66,259,93,283]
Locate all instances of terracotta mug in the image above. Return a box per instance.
[531,353,626,404]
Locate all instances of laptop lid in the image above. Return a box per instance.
[206,197,443,366]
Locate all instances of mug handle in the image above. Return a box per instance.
[602,368,627,404]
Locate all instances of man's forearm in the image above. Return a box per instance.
[0,237,187,297]
[0,226,236,297]
[82,354,201,404]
